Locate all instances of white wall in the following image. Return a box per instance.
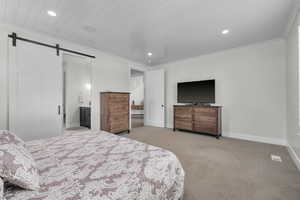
[286,13,300,166]
[64,55,91,128]
[156,39,287,145]
[130,75,144,105]
[0,24,146,138]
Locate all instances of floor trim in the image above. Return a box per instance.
[145,120,164,128]
[287,144,300,171]
[167,124,287,146]
[223,132,287,146]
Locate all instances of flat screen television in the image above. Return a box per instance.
[177,80,215,104]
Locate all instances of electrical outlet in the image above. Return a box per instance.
[271,155,282,162]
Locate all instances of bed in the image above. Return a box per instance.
[4,131,185,200]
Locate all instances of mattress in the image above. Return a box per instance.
[4,131,184,200]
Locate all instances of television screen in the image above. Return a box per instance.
[177,80,215,103]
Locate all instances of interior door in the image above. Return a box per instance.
[9,40,63,141]
[144,69,165,127]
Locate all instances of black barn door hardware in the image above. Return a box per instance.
[8,32,96,59]
[56,44,60,56]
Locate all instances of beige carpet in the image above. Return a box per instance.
[124,126,300,200]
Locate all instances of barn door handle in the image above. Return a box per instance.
[58,105,61,115]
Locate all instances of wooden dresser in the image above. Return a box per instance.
[174,105,222,138]
[100,92,130,134]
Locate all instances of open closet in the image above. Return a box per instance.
[63,54,92,132]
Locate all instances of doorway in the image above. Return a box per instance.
[130,69,144,128]
[63,54,92,133]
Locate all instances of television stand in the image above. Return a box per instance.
[173,105,222,138]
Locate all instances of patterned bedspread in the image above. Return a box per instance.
[4,131,184,200]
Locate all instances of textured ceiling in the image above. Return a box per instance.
[0,0,296,65]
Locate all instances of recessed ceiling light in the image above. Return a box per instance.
[47,10,57,17]
[222,29,229,35]
[147,52,152,57]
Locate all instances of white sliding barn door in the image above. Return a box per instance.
[144,69,165,127]
[9,40,63,141]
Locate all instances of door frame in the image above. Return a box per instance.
[62,52,93,130]
[129,65,149,129]
[129,66,166,129]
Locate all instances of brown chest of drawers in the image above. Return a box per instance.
[100,92,130,134]
[174,105,222,138]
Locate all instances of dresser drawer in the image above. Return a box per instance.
[108,94,129,102]
[194,107,217,117]
[174,107,193,120]
[108,101,128,107]
[194,115,217,123]
[108,104,129,113]
[109,114,128,123]
[193,122,217,135]
[110,122,129,133]
[174,119,193,131]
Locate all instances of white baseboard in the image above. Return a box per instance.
[168,124,287,146]
[145,120,164,128]
[166,124,173,129]
[223,132,287,146]
[287,144,300,171]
